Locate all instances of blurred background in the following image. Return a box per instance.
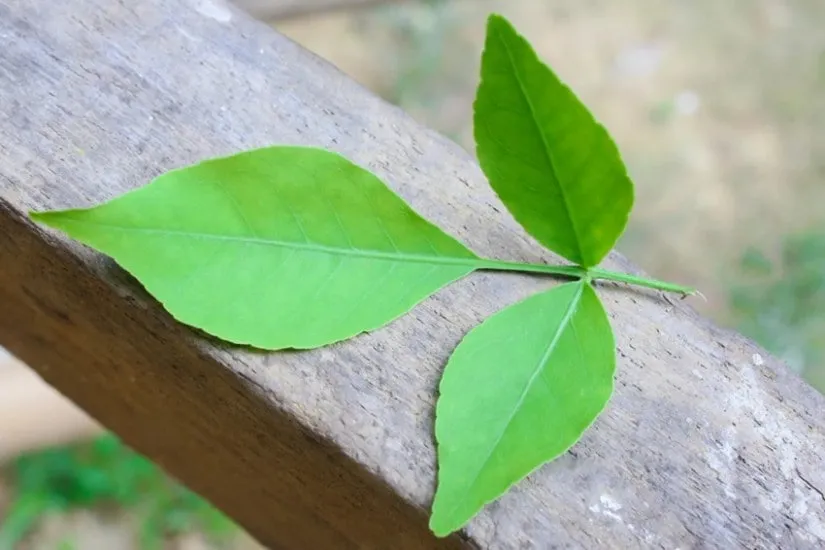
[1,0,823,547]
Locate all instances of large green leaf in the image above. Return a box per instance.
[474,14,634,267]
[31,146,482,350]
[430,280,615,536]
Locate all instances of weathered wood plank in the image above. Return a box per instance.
[0,0,823,548]
[234,0,399,20]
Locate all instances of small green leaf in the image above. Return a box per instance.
[474,14,634,267]
[430,280,615,536]
[31,146,482,350]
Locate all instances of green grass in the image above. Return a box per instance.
[728,230,825,394]
[0,434,238,550]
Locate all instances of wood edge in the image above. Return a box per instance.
[0,199,466,548]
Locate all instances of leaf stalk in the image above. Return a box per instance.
[476,259,695,296]
[475,259,586,278]
[587,267,695,295]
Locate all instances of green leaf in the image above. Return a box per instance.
[473,14,634,267]
[430,280,615,536]
[31,146,482,350]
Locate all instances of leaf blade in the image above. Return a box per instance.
[430,280,615,536]
[31,146,481,350]
[474,14,634,267]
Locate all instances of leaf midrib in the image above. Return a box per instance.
[494,24,584,264]
[46,216,482,269]
[441,280,585,524]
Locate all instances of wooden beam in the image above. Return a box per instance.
[0,0,823,548]
[233,0,402,20]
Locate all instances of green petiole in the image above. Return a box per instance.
[475,258,587,278]
[586,267,696,296]
[475,258,695,296]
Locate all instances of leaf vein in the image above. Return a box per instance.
[211,178,259,239]
[282,197,311,244]
[443,281,585,520]
[356,173,401,253]
[319,259,402,336]
[50,217,481,269]
[493,25,584,263]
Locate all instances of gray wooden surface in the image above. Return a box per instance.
[1,0,824,548]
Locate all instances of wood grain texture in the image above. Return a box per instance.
[0,0,823,548]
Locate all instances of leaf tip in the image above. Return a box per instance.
[28,210,57,226]
[28,209,78,233]
[484,13,520,44]
[428,511,459,539]
[485,12,506,26]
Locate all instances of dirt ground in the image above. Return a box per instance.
[3,0,824,548]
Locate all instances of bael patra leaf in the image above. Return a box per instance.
[31,146,483,350]
[430,279,615,536]
[474,14,634,268]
